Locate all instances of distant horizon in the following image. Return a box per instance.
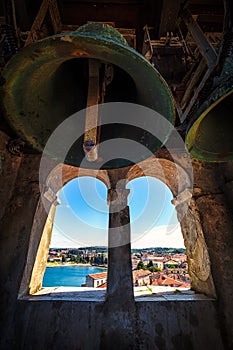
[50,223,185,249]
[49,246,186,250]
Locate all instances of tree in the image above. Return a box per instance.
[61,254,67,263]
[100,253,104,265]
[75,256,80,263]
[148,266,161,273]
[70,254,75,262]
[167,264,176,269]
[147,260,153,268]
[137,260,146,270]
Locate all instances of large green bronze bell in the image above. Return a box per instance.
[185,82,233,162]
[2,23,175,169]
[186,0,233,162]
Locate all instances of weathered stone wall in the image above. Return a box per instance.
[0,131,41,349]
[10,299,224,350]
[190,160,233,349]
[0,129,231,350]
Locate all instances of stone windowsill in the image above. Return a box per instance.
[18,286,215,302]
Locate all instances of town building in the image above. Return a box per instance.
[132,270,151,287]
[85,272,107,288]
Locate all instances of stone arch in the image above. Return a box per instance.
[46,163,110,194]
[19,163,110,296]
[19,156,216,297]
[126,157,191,197]
[126,157,216,297]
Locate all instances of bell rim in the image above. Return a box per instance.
[185,89,233,162]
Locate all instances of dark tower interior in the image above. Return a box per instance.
[1,1,233,349]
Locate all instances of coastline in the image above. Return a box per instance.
[46,262,107,269]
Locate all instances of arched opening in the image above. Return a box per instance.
[42,176,108,289]
[19,174,109,296]
[126,176,190,295]
[125,157,216,298]
[18,158,216,300]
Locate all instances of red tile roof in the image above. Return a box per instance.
[152,275,188,287]
[88,272,107,280]
[133,270,151,284]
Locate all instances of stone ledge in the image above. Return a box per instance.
[18,286,215,302]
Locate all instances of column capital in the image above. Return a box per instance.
[171,188,192,207]
[107,188,130,206]
[43,187,60,206]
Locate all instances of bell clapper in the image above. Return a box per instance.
[83,59,101,162]
[83,59,114,162]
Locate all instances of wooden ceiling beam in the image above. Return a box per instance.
[158,0,182,37]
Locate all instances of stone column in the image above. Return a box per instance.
[191,160,233,349]
[101,183,137,349]
[106,186,134,302]
[174,194,216,297]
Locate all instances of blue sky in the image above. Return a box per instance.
[50,176,185,249]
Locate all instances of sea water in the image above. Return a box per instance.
[43,265,106,287]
